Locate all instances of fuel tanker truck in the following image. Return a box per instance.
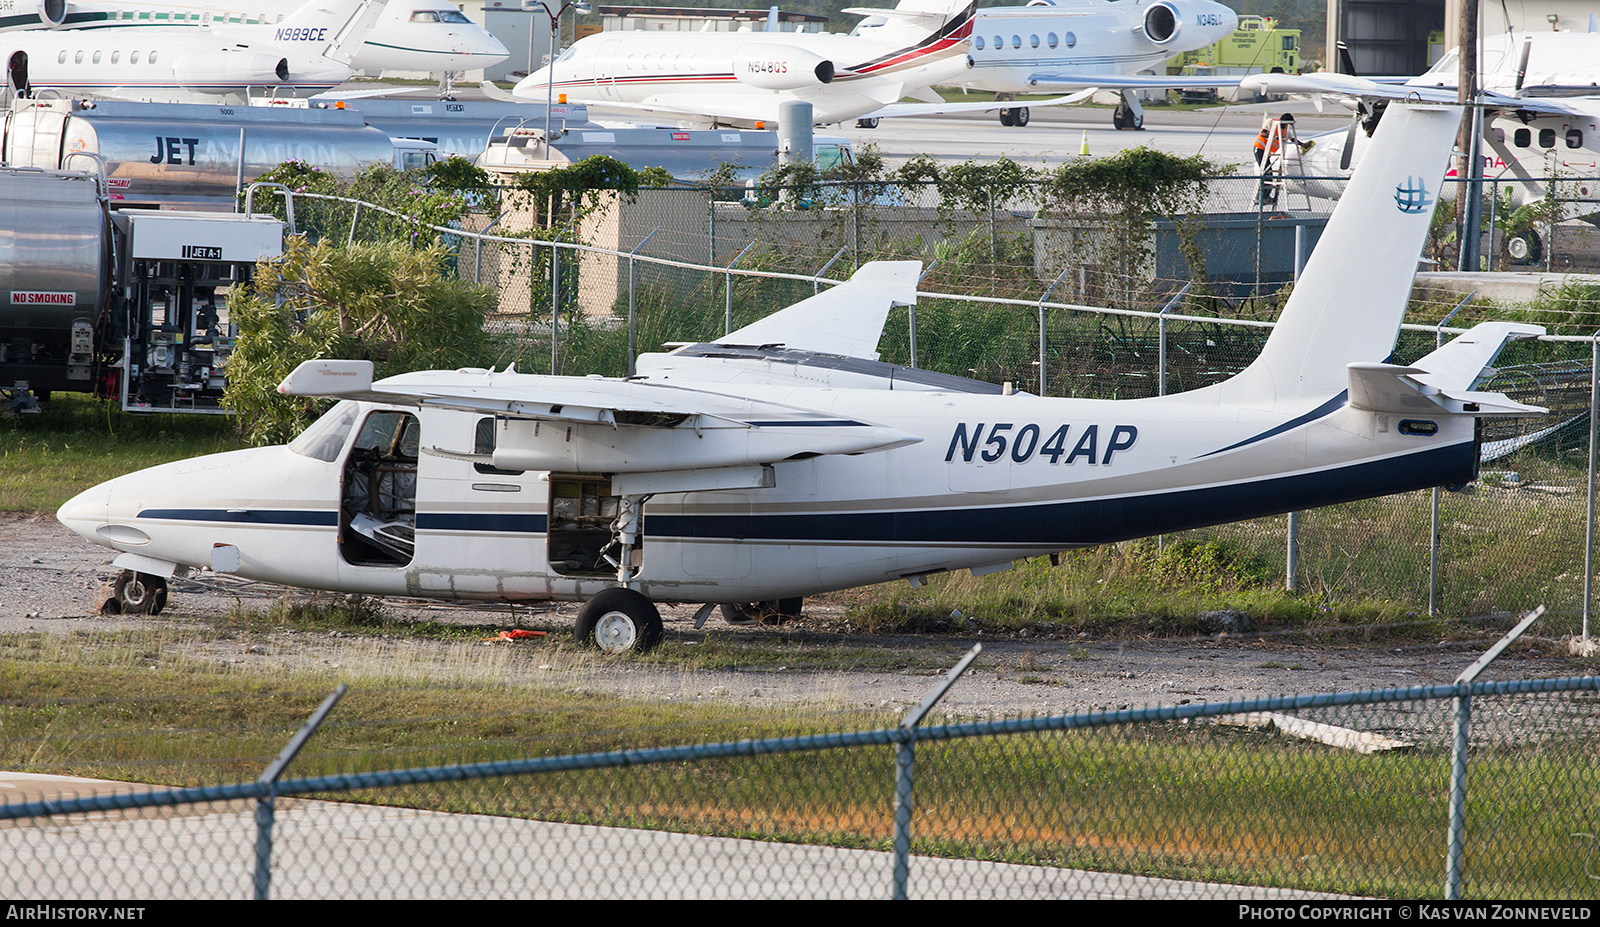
[0,99,441,207]
[0,166,284,413]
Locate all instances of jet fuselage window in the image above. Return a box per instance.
[1539,128,1556,148]
[1064,32,1076,48]
[74,50,84,64]
[131,51,140,64]
[410,11,440,22]
[973,35,984,50]
[992,34,1002,50]
[1514,128,1531,147]
[1567,129,1583,149]
[57,50,66,64]
[1047,32,1057,48]
[149,51,158,64]
[92,50,102,64]
[1030,34,1039,48]
[1011,34,1021,48]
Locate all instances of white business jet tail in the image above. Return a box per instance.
[1217,102,1465,409]
[233,0,387,67]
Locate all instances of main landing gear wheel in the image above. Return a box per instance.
[1112,102,1143,130]
[720,598,803,627]
[1012,106,1029,127]
[1503,231,1543,266]
[112,570,167,615]
[575,587,663,653]
[855,117,880,129]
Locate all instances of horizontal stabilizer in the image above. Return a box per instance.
[1347,362,1546,418]
[715,260,921,360]
[1409,322,1547,391]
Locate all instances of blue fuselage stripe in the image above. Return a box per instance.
[129,442,1476,548]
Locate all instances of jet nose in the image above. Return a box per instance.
[474,31,510,61]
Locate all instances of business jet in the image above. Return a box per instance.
[0,0,385,101]
[936,0,1242,129]
[508,0,1089,129]
[58,100,1547,652]
[0,0,508,76]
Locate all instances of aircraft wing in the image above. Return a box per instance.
[1239,73,1588,118]
[278,359,922,474]
[1346,321,1549,418]
[1019,73,1244,91]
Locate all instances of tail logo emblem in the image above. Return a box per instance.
[1394,176,1434,214]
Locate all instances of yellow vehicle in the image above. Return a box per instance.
[1168,15,1300,89]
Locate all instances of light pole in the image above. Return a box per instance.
[524,0,591,155]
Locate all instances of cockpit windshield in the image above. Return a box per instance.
[288,400,360,462]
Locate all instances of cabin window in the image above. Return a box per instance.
[1064,32,1076,48]
[1568,129,1583,149]
[1539,128,1556,148]
[1011,34,1021,49]
[973,35,984,50]
[149,51,158,64]
[1514,128,1531,147]
[92,50,102,64]
[110,51,120,64]
[74,50,84,64]
[1029,34,1039,48]
[473,418,524,475]
[57,50,66,64]
[130,51,140,64]
[1046,32,1057,48]
[992,35,1002,50]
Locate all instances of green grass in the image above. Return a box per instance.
[1,638,1594,899]
[1,394,244,514]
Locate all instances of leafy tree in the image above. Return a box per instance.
[223,236,497,446]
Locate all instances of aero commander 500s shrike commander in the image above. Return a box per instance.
[59,101,1545,652]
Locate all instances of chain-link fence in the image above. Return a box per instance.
[1,673,1595,899]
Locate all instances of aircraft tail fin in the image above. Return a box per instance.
[704,261,921,361]
[843,0,973,41]
[1221,102,1463,408]
[258,0,386,66]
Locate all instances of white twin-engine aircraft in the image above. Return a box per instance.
[59,102,1546,652]
[0,0,385,101]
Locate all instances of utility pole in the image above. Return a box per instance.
[1456,0,1482,271]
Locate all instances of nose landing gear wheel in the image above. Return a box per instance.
[112,570,168,615]
[576,587,664,653]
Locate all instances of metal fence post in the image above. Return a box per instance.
[1037,268,1072,397]
[626,228,660,378]
[1587,336,1599,641]
[893,645,981,900]
[1286,511,1298,592]
[1445,607,1544,899]
[253,684,347,900]
[550,243,560,375]
[814,246,847,295]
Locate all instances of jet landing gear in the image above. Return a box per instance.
[108,570,167,615]
[1111,90,1145,131]
[998,106,1029,127]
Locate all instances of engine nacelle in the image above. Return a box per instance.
[18,0,69,27]
[1141,2,1181,44]
[172,51,291,91]
[732,44,834,91]
[1142,0,1236,46]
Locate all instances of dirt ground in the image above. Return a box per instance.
[2,512,1591,716]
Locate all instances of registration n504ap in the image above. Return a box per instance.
[945,423,1138,466]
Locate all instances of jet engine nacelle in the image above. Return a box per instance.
[172,51,291,90]
[1141,1,1186,45]
[731,44,835,90]
[21,0,69,27]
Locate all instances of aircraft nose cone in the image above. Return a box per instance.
[56,483,111,541]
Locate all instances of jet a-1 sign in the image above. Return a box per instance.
[59,102,1545,651]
